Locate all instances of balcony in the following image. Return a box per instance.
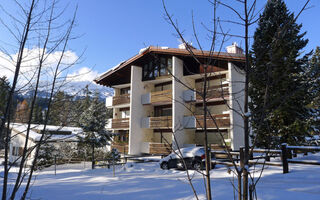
[141,142,171,155]
[113,94,130,106]
[183,114,230,129]
[141,90,172,105]
[111,118,129,129]
[183,84,229,102]
[111,142,128,154]
[106,94,130,108]
[141,116,172,129]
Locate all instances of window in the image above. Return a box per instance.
[120,107,130,118]
[154,81,172,92]
[12,146,23,156]
[116,130,129,143]
[154,106,172,117]
[142,56,172,80]
[121,110,130,118]
[12,147,17,156]
[160,57,167,76]
[148,62,153,79]
[154,62,159,77]
[143,64,148,78]
[167,58,172,74]
[162,108,172,116]
[120,87,130,95]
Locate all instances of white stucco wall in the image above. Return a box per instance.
[172,56,196,149]
[228,62,245,150]
[128,65,144,155]
[9,130,36,166]
[128,65,153,155]
[152,132,172,144]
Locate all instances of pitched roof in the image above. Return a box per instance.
[10,123,83,142]
[94,46,245,86]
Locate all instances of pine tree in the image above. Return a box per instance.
[0,76,10,147]
[75,85,92,126]
[49,91,72,126]
[0,76,10,118]
[78,92,110,169]
[82,85,92,111]
[37,143,56,168]
[309,47,320,134]
[32,101,44,124]
[249,0,311,147]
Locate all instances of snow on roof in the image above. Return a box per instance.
[139,47,148,54]
[101,61,126,76]
[10,123,83,142]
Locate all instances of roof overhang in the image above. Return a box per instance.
[94,46,245,87]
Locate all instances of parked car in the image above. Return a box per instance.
[304,135,320,146]
[159,147,216,170]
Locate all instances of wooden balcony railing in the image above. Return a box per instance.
[111,118,129,129]
[149,143,171,155]
[111,142,128,154]
[195,114,230,128]
[150,90,172,104]
[149,116,172,129]
[113,94,130,106]
[196,85,229,101]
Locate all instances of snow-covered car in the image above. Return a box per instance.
[159,147,215,170]
[304,135,320,146]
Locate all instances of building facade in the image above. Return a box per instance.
[9,123,82,166]
[95,43,246,155]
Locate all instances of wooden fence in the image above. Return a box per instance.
[212,144,320,174]
[282,144,320,173]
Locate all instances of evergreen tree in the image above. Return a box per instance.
[81,85,92,112]
[37,143,56,168]
[78,92,110,169]
[0,76,10,117]
[249,0,312,147]
[308,47,320,134]
[49,91,72,126]
[74,85,92,126]
[106,108,113,119]
[32,101,44,124]
[0,76,10,147]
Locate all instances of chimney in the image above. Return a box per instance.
[178,42,196,50]
[226,42,243,54]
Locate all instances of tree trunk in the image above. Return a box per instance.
[238,173,242,200]
[92,142,95,170]
[203,64,212,200]
[243,1,250,199]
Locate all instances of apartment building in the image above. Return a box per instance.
[94,43,246,155]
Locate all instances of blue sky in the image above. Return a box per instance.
[1,0,319,81]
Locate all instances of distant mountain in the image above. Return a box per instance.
[62,81,114,99]
[20,81,113,101]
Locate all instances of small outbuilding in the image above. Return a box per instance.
[9,123,83,166]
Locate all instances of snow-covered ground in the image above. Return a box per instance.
[1,153,320,200]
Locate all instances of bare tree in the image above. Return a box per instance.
[0,0,80,199]
[0,1,36,199]
[162,0,240,199]
[162,0,311,200]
